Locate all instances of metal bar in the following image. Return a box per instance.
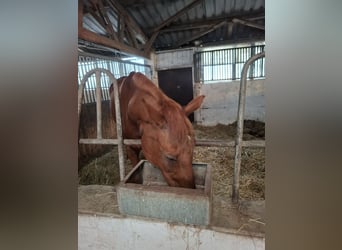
[79,139,141,145]
[95,71,102,139]
[196,139,265,148]
[78,76,86,128]
[79,138,265,148]
[78,68,126,181]
[232,51,265,204]
[78,51,150,68]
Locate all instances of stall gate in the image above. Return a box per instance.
[77,52,265,203]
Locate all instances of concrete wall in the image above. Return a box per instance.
[79,213,265,250]
[197,79,265,126]
[155,48,194,70]
[154,49,265,126]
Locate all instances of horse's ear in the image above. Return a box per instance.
[183,95,205,116]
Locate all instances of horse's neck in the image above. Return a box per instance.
[133,79,164,102]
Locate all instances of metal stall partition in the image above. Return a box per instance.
[78,52,265,204]
[78,68,141,181]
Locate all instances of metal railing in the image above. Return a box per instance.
[194,45,265,83]
[232,51,266,203]
[78,68,125,180]
[78,52,266,204]
[78,52,152,104]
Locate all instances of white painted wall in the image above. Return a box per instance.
[154,49,265,126]
[197,79,265,126]
[79,213,265,250]
[155,48,194,70]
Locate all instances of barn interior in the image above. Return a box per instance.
[78,0,265,247]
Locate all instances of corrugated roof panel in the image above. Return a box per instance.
[204,0,215,18]
[129,7,145,27]
[214,0,225,16]
[83,14,107,35]
[244,0,256,11]
[107,9,118,32]
[138,7,154,28]
[81,0,264,52]
[156,2,169,21]
[146,4,162,25]
[226,0,236,13]
[255,0,264,9]
[234,0,245,12]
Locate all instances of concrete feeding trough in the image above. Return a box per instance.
[117,160,212,226]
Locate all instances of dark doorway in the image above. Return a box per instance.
[158,68,194,122]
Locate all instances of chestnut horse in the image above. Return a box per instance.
[109,72,204,188]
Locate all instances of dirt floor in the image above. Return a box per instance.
[78,120,265,234]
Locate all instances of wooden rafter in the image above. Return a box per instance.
[143,0,203,56]
[153,13,264,49]
[172,20,228,48]
[232,18,265,30]
[118,15,125,42]
[79,0,148,58]
[85,7,117,40]
[152,0,203,33]
[79,0,265,56]
[106,0,147,42]
[79,28,147,58]
[118,0,163,7]
[156,12,265,33]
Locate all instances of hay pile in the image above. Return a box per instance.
[79,120,265,200]
[78,150,134,185]
[193,121,265,200]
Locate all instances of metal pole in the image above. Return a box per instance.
[95,71,102,139]
[78,68,126,181]
[232,51,265,204]
[78,70,95,128]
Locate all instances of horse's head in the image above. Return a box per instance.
[127,73,205,188]
[144,97,205,188]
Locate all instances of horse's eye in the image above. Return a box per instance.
[165,153,177,161]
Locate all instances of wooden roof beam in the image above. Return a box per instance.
[79,28,149,59]
[172,20,228,48]
[157,12,265,33]
[144,0,203,56]
[152,0,203,33]
[232,18,265,30]
[106,0,148,43]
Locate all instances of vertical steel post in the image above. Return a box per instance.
[78,79,86,128]
[95,71,102,139]
[232,51,265,204]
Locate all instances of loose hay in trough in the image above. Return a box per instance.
[79,120,265,200]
